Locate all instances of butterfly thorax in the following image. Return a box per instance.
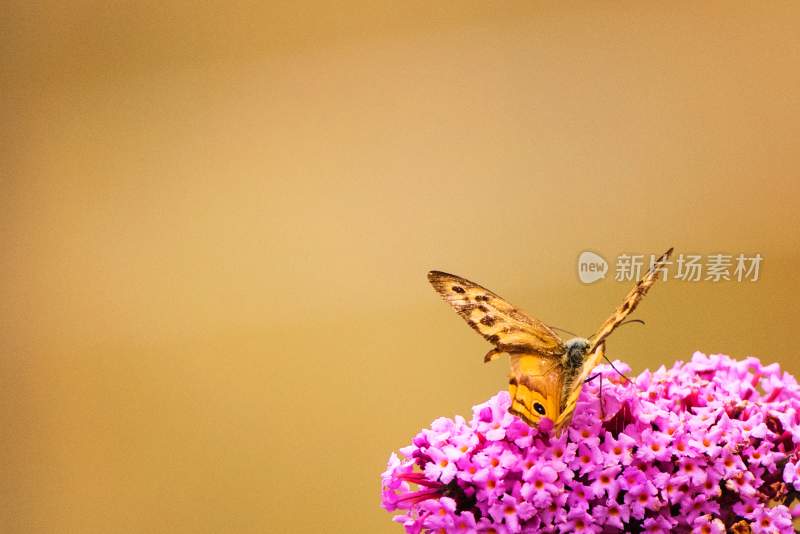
[564,337,591,370]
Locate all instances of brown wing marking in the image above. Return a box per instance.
[428,271,566,358]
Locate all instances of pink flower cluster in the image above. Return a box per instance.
[381,353,800,533]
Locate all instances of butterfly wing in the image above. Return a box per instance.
[427,271,566,359]
[508,353,564,426]
[587,247,673,353]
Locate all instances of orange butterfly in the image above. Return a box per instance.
[428,248,672,432]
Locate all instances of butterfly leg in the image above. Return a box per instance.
[599,372,605,419]
[583,373,606,419]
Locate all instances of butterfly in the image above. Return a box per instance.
[428,248,672,432]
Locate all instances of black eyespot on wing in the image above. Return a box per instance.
[480,315,496,327]
[533,402,546,416]
[451,285,465,294]
[487,334,500,344]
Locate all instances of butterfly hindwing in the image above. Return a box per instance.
[508,353,563,426]
[427,271,566,358]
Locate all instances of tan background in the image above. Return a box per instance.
[2,2,800,532]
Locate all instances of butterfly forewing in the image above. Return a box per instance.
[588,247,673,353]
[427,271,566,357]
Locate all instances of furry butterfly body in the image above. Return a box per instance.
[428,248,672,431]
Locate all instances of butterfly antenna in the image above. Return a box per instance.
[595,320,642,383]
[552,320,641,340]
[604,320,646,384]
[548,325,580,337]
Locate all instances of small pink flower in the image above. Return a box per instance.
[687,424,724,457]
[643,513,676,532]
[732,498,760,520]
[680,493,720,525]
[451,511,477,531]
[562,507,598,533]
[678,457,707,486]
[601,431,637,465]
[565,482,592,511]
[570,443,603,476]
[725,469,758,497]
[473,467,506,502]
[588,465,621,500]
[420,497,457,530]
[715,448,747,478]
[661,475,690,504]
[692,514,726,534]
[751,504,794,534]
[624,479,660,519]
[591,501,629,530]
[636,428,673,462]
[617,466,646,492]
[520,464,558,508]
[424,445,461,483]
[542,434,576,471]
[488,494,533,532]
[782,460,800,491]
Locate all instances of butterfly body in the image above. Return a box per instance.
[563,337,591,370]
[558,337,592,415]
[428,248,672,432]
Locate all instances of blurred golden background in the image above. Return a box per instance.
[2,2,800,532]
